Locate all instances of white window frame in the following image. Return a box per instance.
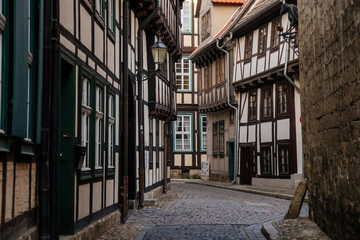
[181,0,192,34]
[174,114,193,152]
[200,115,207,152]
[108,94,115,168]
[95,86,103,169]
[81,78,91,170]
[176,57,192,92]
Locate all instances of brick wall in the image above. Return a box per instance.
[298,0,360,239]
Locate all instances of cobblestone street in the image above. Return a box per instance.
[99,182,308,240]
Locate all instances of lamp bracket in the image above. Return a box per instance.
[136,68,161,82]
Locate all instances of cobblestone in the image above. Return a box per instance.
[99,183,308,240]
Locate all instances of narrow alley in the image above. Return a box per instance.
[99,182,308,240]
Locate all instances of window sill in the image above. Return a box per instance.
[95,13,105,29]
[108,29,116,43]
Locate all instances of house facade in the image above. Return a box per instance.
[230,0,303,187]
[171,0,205,179]
[0,1,40,239]
[0,0,183,239]
[190,0,243,182]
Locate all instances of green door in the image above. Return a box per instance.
[228,141,234,182]
[57,58,75,235]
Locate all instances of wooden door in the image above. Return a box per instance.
[240,147,251,185]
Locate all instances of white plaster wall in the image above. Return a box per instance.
[80,5,92,50]
[277,119,290,140]
[248,125,256,142]
[94,23,104,62]
[260,122,272,142]
[60,0,74,34]
[78,184,90,219]
[92,182,102,213]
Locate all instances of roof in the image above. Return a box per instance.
[190,0,252,59]
[212,0,244,3]
[233,0,279,31]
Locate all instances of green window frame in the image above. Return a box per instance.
[213,120,225,157]
[181,0,192,34]
[95,0,105,19]
[199,114,207,152]
[176,57,192,92]
[107,0,115,41]
[173,113,193,153]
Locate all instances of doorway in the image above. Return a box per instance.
[57,58,75,235]
[228,141,234,182]
[240,147,251,185]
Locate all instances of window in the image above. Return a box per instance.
[229,109,234,124]
[213,121,225,157]
[198,69,202,92]
[108,0,115,33]
[207,64,212,89]
[176,58,192,92]
[251,147,257,176]
[279,145,289,175]
[108,94,115,169]
[278,83,288,114]
[174,114,192,152]
[96,0,105,19]
[271,18,281,48]
[245,33,252,59]
[215,56,224,85]
[81,78,92,169]
[213,123,218,156]
[201,11,210,40]
[182,0,192,33]
[261,146,271,175]
[262,87,272,118]
[200,115,207,152]
[95,86,103,168]
[249,91,257,121]
[258,24,267,54]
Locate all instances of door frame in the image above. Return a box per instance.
[240,146,252,185]
[228,140,235,182]
[57,52,76,235]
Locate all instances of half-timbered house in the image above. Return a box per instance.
[190,0,244,182]
[171,0,205,179]
[230,0,303,188]
[0,1,41,239]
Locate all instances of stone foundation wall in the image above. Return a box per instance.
[298,0,360,239]
[209,173,229,182]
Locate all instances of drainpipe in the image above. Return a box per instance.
[121,0,129,222]
[216,32,238,183]
[164,48,178,193]
[283,23,300,93]
[39,0,51,238]
[137,0,160,208]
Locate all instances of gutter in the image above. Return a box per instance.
[216,33,238,183]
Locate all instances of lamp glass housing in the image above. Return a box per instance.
[151,36,167,65]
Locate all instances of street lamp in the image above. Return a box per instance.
[137,34,167,81]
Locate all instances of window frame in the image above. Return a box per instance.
[106,91,116,177]
[212,120,225,157]
[173,113,193,153]
[80,76,92,172]
[201,10,210,41]
[95,0,105,27]
[181,0,193,34]
[260,145,272,176]
[199,114,207,152]
[278,144,290,176]
[107,0,116,41]
[271,17,281,49]
[276,81,289,117]
[244,32,253,60]
[258,24,267,55]
[248,90,257,122]
[261,85,273,119]
[176,57,192,92]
